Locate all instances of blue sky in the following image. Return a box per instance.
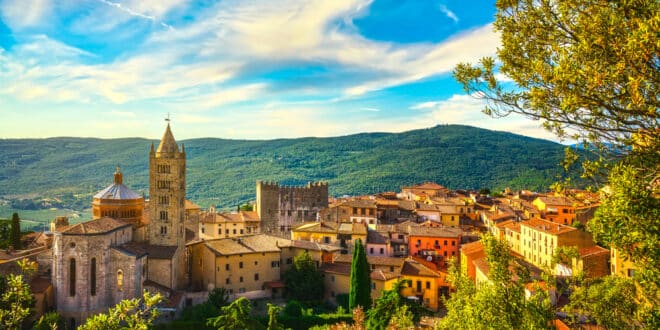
[0,0,557,141]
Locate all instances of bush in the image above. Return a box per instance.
[283,300,303,318]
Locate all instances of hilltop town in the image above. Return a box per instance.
[0,123,632,329]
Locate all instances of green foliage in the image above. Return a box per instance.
[564,276,641,329]
[453,0,659,147]
[387,304,414,330]
[207,297,254,330]
[78,291,163,330]
[283,252,324,303]
[32,311,64,330]
[0,220,11,249]
[0,273,34,329]
[349,239,371,311]
[179,302,220,323]
[283,300,303,318]
[266,303,284,330]
[365,279,424,330]
[0,126,574,211]
[438,235,554,329]
[10,213,20,250]
[335,294,349,311]
[208,287,230,310]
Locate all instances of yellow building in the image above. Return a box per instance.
[520,218,595,269]
[188,234,339,299]
[198,209,260,240]
[399,259,443,311]
[610,247,637,278]
[291,221,367,251]
[500,221,522,255]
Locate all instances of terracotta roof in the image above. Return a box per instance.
[59,217,130,235]
[460,241,484,256]
[114,241,178,259]
[473,258,489,275]
[397,200,417,211]
[500,221,521,233]
[185,200,200,210]
[293,222,336,234]
[320,262,351,275]
[371,269,398,281]
[201,234,289,256]
[579,246,609,258]
[338,223,367,235]
[402,182,446,190]
[200,211,260,224]
[521,218,577,235]
[408,226,462,238]
[367,230,388,244]
[536,196,574,207]
[156,123,180,154]
[342,199,377,208]
[416,203,440,211]
[401,259,440,277]
[289,239,341,252]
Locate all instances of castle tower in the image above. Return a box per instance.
[148,123,186,248]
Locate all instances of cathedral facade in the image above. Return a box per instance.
[51,123,188,325]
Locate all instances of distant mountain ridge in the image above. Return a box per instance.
[0,125,574,209]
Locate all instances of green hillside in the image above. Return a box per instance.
[0,125,574,211]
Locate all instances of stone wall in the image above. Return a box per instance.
[256,181,328,236]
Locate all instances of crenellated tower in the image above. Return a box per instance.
[148,123,186,248]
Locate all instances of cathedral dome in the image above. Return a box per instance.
[93,166,141,200]
[92,166,145,226]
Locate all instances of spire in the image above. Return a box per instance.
[156,122,180,154]
[113,165,123,184]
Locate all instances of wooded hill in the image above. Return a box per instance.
[0,125,576,210]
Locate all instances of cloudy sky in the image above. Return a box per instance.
[0,0,557,141]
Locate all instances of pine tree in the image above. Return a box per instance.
[10,213,21,250]
[349,238,371,311]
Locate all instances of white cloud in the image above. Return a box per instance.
[0,0,52,30]
[439,4,458,23]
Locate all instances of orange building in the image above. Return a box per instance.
[532,196,576,225]
[408,226,462,260]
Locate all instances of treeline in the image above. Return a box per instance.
[0,125,578,209]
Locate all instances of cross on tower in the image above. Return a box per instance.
[165,112,170,122]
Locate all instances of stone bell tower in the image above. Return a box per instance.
[148,122,186,249]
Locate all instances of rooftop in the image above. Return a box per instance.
[59,217,130,235]
[408,226,462,238]
[521,218,577,235]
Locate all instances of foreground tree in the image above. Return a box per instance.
[349,239,371,311]
[454,0,659,326]
[266,303,284,330]
[365,279,422,330]
[78,291,163,330]
[438,235,554,329]
[0,258,37,329]
[283,251,324,303]
[10,213,21,250]
[207,297,253,330]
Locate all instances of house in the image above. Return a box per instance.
[400,182,449,201]
[408,226,462,260]
[520,218,595,270]
[366,230,390,256]
[198,209,260,240]
[610,247,637,278]
[460,241,485,282]
[533,196,576,225]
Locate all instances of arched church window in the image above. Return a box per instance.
[69,258,76,296]
[117,270,123,291]
[90,258,96,296]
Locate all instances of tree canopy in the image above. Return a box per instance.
[283,251,324,303]
[349,239,371,311]
[78,291,163,330]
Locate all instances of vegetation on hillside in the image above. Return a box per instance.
[0,125,574,212]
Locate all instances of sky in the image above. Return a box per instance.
[0,0,559,141]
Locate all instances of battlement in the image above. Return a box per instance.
[257,180,328,192]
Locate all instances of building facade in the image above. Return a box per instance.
[256,181,328,236]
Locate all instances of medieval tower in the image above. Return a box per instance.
[256,181,328,236]
[149,123,186,247]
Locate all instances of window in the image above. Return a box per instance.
[159,195,169,205]
[226,264,230,271]
[416,281,422,292]
[451,241,456,246]
[371,282,376,290]
[435,240,439,246]
[226,278,230,284]
[160,211,168,220]
[240,276,244,283]
[90,258,96,296]
[370,247,374,254]
[380,248,384,254]
[331,275,335,282]
[255,273,259,281]
[201,226,205,234]
[239,262,243,269]
[444,240,447,246]
[271,261,279,268]
[286,258,292,265]
[160,226,167,235]
[157,181,171,189]
[117,270,123,292]
[324,237,330,244]
[240,229,244,234]
[426,281,431,289]
[69,258,76,296]
[226,229,229,234]
[233,229,236,234]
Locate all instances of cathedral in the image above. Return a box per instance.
[51,123,190,325]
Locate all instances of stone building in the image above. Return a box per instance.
[255,181,328,236]
[52,217,146,326]
[51,123,189,326]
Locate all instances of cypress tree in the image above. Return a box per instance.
[349,238,371,311]
[10,213,21,250]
